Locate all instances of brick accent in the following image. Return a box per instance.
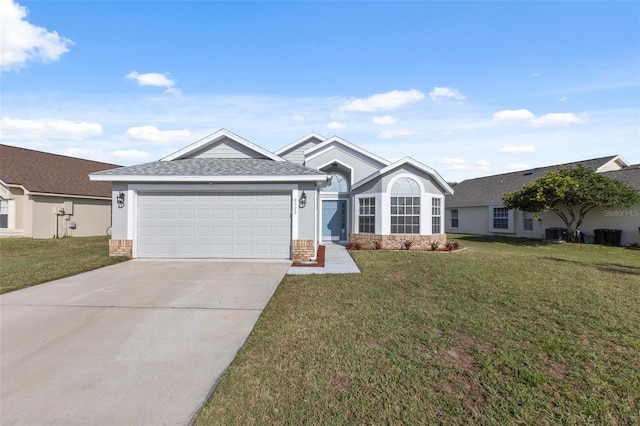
[109,239,133,258]
[291,239,315,262]
[350,233,447,251]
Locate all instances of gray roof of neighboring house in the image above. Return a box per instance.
[92,158,326,177]
[446,156,620,208]
[602,164,640,191]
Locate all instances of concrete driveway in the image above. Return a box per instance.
[0,259,290,426]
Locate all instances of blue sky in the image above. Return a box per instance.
[2,0,639,182]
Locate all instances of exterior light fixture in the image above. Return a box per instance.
[299,191,307,208]
[116,191,125,208]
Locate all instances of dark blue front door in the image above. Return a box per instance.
[322,200,346,241]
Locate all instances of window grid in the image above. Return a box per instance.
[358,198,375,234]
[391,196,420,234]
[451,209,459,228]
[523,211,534,231]
[431,198,441,233]
[493,207,509,229]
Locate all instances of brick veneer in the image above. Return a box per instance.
[350,233,447,251]
[109,239,133,258]
[292,239,315,262]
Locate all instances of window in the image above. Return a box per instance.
[432,198,441,233]
[451,209,459,228]
[0,200,7,229]
[358,198,375,233]
[322,173,349,193]
[493,207,509,229]
[523,211,534,231]
[391,178,421,234]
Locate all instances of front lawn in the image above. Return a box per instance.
[0,236,128,294]
[197,236,640,425]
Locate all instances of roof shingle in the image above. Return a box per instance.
[447,156,621,207]
[92,158,326,177]
[0,145,120,198]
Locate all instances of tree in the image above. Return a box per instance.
[502,166,640,241]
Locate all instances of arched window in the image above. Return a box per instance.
[322,173,349,193]
[391,177,420,234]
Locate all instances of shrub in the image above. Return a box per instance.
[373,240,382,250]
[430,241,440,251]
[402,240,413,250]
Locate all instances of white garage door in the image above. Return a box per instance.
[137,192,291,259]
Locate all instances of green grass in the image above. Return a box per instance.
[0,236,128,294]
[197,235,640,425]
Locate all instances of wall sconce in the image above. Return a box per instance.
[299,191,307,208]
[116,191,125,208]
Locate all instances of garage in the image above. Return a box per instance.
[137,192,291,259]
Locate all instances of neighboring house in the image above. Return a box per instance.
[445,155,640,246]
[90,129,453,260]
[0,145,120,238]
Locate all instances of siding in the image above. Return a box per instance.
[187,136,269,159]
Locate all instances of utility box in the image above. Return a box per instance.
[545,227,567,242]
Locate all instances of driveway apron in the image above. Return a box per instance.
[0,259,290,426]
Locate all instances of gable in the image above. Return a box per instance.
[275,133,326,164]
[186,136,271,160]
[305,145,384,183]
[162,129,283,162]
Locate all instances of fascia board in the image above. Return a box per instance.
[24,190,111,200]
[596,155,630,172]
[89,174,329,183]
[274,132,327,156]
[303,136,391,166]
[161,128,284,162]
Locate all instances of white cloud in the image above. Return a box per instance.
[429,87,466,102]
[531,112,587,126]
[292,114,305,122]
[492,109,587,127]
[476,160,491,166]
[559,97,568,102]
[111,150,155,163]
[124,125,192,144]
[531,72,542,78]
[339,89,424,112]
[372,115,398,125]
[498,145,536,153]
[0,117,102,140]
[492,109,535,122]
[326,121,346,129]
[125,71,181,96]
[379,128,414,139]
[1,0,73,71]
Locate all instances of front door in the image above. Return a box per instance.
[322,200,346,242]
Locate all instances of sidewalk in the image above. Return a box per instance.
[288,243,361,274]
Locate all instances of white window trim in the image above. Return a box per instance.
[489,205,514,233]
[522,211,535,233]
[387,174,426,235]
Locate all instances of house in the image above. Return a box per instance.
[445,155,640,246]
[0,144,120,238]
[90,129,453,260]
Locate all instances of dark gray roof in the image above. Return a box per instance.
[602,164,640,191]
[447,156,620,207]
[92,158,326,177]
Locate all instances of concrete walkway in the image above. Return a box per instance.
[288,243,361,274]
[0,259,290,426]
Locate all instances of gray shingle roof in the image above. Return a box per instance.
[92,158,326,177]
[602,165,640,191]
[447,156,620,207]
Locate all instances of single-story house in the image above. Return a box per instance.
[0,144,120,238]
[445,155,640,246]
[90,129,453,260]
